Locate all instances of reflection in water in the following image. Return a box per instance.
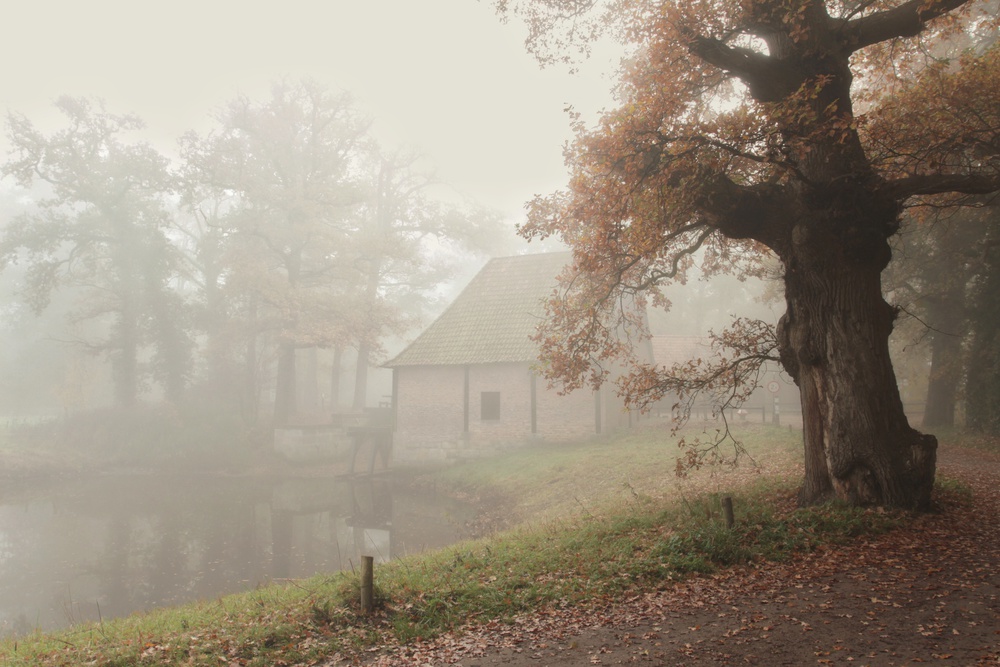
[0,475,474,637]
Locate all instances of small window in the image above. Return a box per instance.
[481,391,501,421]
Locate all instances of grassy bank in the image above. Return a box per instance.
[0,423,942,666]
[424,421,805,524]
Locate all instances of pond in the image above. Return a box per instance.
[0,473,477,637]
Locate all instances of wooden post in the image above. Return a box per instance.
[721,496,735,529]
[361,555,374,614]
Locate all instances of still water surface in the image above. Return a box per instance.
[0,474,476,637]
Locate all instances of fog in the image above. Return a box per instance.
[0,0,945,639]
[0,1,627,636]
[0,0,620,221]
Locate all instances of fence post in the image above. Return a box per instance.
[361,555,374,614]
[721,496,735,529]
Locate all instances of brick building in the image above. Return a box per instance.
[385,253,641,464]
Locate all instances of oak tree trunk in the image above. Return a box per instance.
[777,223,937,510]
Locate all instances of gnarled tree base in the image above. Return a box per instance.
[778,221,938,511]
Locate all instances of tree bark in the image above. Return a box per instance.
[777,222,937,510]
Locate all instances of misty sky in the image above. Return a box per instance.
[0,0,619,222]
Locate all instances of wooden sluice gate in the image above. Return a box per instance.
[273,406,393,475]
[346,424,392,475]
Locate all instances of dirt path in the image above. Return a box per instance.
[337,445,1000,666]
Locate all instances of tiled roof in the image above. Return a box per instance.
[385,252,570,367]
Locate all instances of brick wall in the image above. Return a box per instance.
[392,364,466,463]
[393,362,614,464]
[534,375,600,442]
[466,362,533,445]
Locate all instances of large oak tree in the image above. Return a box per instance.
[500,0,1000,509]
[180,80,371,426]
[1,98,185,407]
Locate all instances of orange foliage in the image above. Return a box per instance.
[499,0,999,475]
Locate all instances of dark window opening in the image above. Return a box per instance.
[481,391,501,421]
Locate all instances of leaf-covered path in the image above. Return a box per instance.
[339,445,999,666]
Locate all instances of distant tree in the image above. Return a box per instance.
[1,97,186,407]
[180,80,370,426]
[174,162,265,422]
[499,0,1000,509]
[871,3,1000,428]
[965,204,1000,434]
[182,81,511,420]
[884,207,986,429]
[349,150,508,409]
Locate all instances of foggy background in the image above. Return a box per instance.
[0,0,932,434]
[0,1,952,640]
[0,1,631,424]
[0,0,619,220]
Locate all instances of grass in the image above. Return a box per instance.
[0,422,962,666]
[426,420,805,524]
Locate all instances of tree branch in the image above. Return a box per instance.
[687,35,797,102]
[695,176,790,251]
[629,227,714,290]
[841,0,976,52]
[885,173,1000,199]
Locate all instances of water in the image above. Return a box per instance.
[0,474,476,637]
